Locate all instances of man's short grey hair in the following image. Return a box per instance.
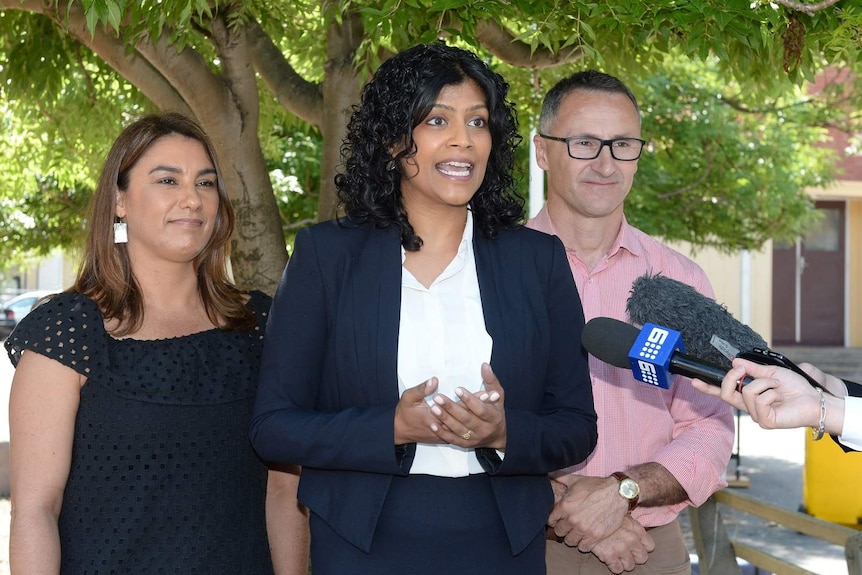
[539,70,641,133]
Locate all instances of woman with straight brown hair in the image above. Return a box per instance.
[6,113,308,574]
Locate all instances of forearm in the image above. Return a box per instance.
[265,467,310,575]
[251,404,406,473]
[649,384,734,506]
[10,508,62,575]
[625,462,688,508]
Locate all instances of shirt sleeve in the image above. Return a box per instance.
[639,266,735,512]
[249,228,412,475]
[838,395,862,452]
[648,377,735,509]
[5,292,106,379]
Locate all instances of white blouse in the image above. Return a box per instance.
[397,212,493,477]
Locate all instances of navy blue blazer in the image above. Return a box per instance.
[250,218,597,555]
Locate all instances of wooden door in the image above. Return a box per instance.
[772,201,845,346]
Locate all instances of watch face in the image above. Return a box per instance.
[620,479,640,499]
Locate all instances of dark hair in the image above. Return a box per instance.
[539,70,641,134]
[73,112,255,335]
[335,43,524,250]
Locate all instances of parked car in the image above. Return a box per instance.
[0,290,57,339]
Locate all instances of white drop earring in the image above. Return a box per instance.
[114,220,128,244]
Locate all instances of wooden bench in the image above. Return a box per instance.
[690,488,862,575]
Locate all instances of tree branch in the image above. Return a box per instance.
[246,19,323,126]
[2,0,191,114]
[658,146,715,200]
[721,95,813,114]
[133,25,227,117]
[282,216,317,231]
[0,0,44,11]
[206,15,259,121]
[474,19,584,69]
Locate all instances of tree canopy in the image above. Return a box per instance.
[0,0,860,292]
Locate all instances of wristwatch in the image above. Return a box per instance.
[611,471,640,512]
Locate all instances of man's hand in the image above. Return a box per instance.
[547,474,629,551]
[590,516,655,574]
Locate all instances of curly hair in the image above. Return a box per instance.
[335,43,524,250]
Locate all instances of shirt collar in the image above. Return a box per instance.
[460,209,474,252]
[534,205,641,261]
[612,215,642,259]
[401,210,473,262]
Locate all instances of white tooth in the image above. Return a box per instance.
[438,161,472,177]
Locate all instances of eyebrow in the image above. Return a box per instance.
[570,133,641,140]
[431,103,489,112]
[149,165,217,177]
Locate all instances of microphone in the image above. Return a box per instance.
[626,273,767,368]
[619,273,827,391]
[582,317,754,389]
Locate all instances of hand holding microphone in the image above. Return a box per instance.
[691,358,847,439]
[592,272,856,446]
[581,312,849,442]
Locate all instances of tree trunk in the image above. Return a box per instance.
[215,121,288,295]
[317,6,364,222]
[198,20,290,295]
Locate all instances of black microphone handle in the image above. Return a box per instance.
[668,352,754,387]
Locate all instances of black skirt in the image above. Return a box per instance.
[309,473,546,574]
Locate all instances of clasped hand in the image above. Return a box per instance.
[548,475,654,573]
[394,362,507,450]
[548,475,630,551]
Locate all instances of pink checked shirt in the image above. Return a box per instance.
[528,206,734,528]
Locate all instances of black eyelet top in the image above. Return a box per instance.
[6,290,276,574]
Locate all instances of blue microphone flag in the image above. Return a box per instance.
[629,323,686,389]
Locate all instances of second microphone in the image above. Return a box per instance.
[581,317,754,389]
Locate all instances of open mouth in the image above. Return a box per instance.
[437,161,473,177]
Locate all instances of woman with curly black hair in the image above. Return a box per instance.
[335,42,524,250]
[251,43,597,574]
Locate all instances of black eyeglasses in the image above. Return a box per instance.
[538,134,646,161]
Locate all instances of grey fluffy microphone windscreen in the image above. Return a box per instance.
[626,273,768,368]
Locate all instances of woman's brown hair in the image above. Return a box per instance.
[73,112,255,335]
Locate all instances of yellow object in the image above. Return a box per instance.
[803,432,862,527]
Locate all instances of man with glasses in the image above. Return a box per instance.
[529,70,734,575]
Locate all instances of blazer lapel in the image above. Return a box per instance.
[473,231,511,374]
[350,225,403,405]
